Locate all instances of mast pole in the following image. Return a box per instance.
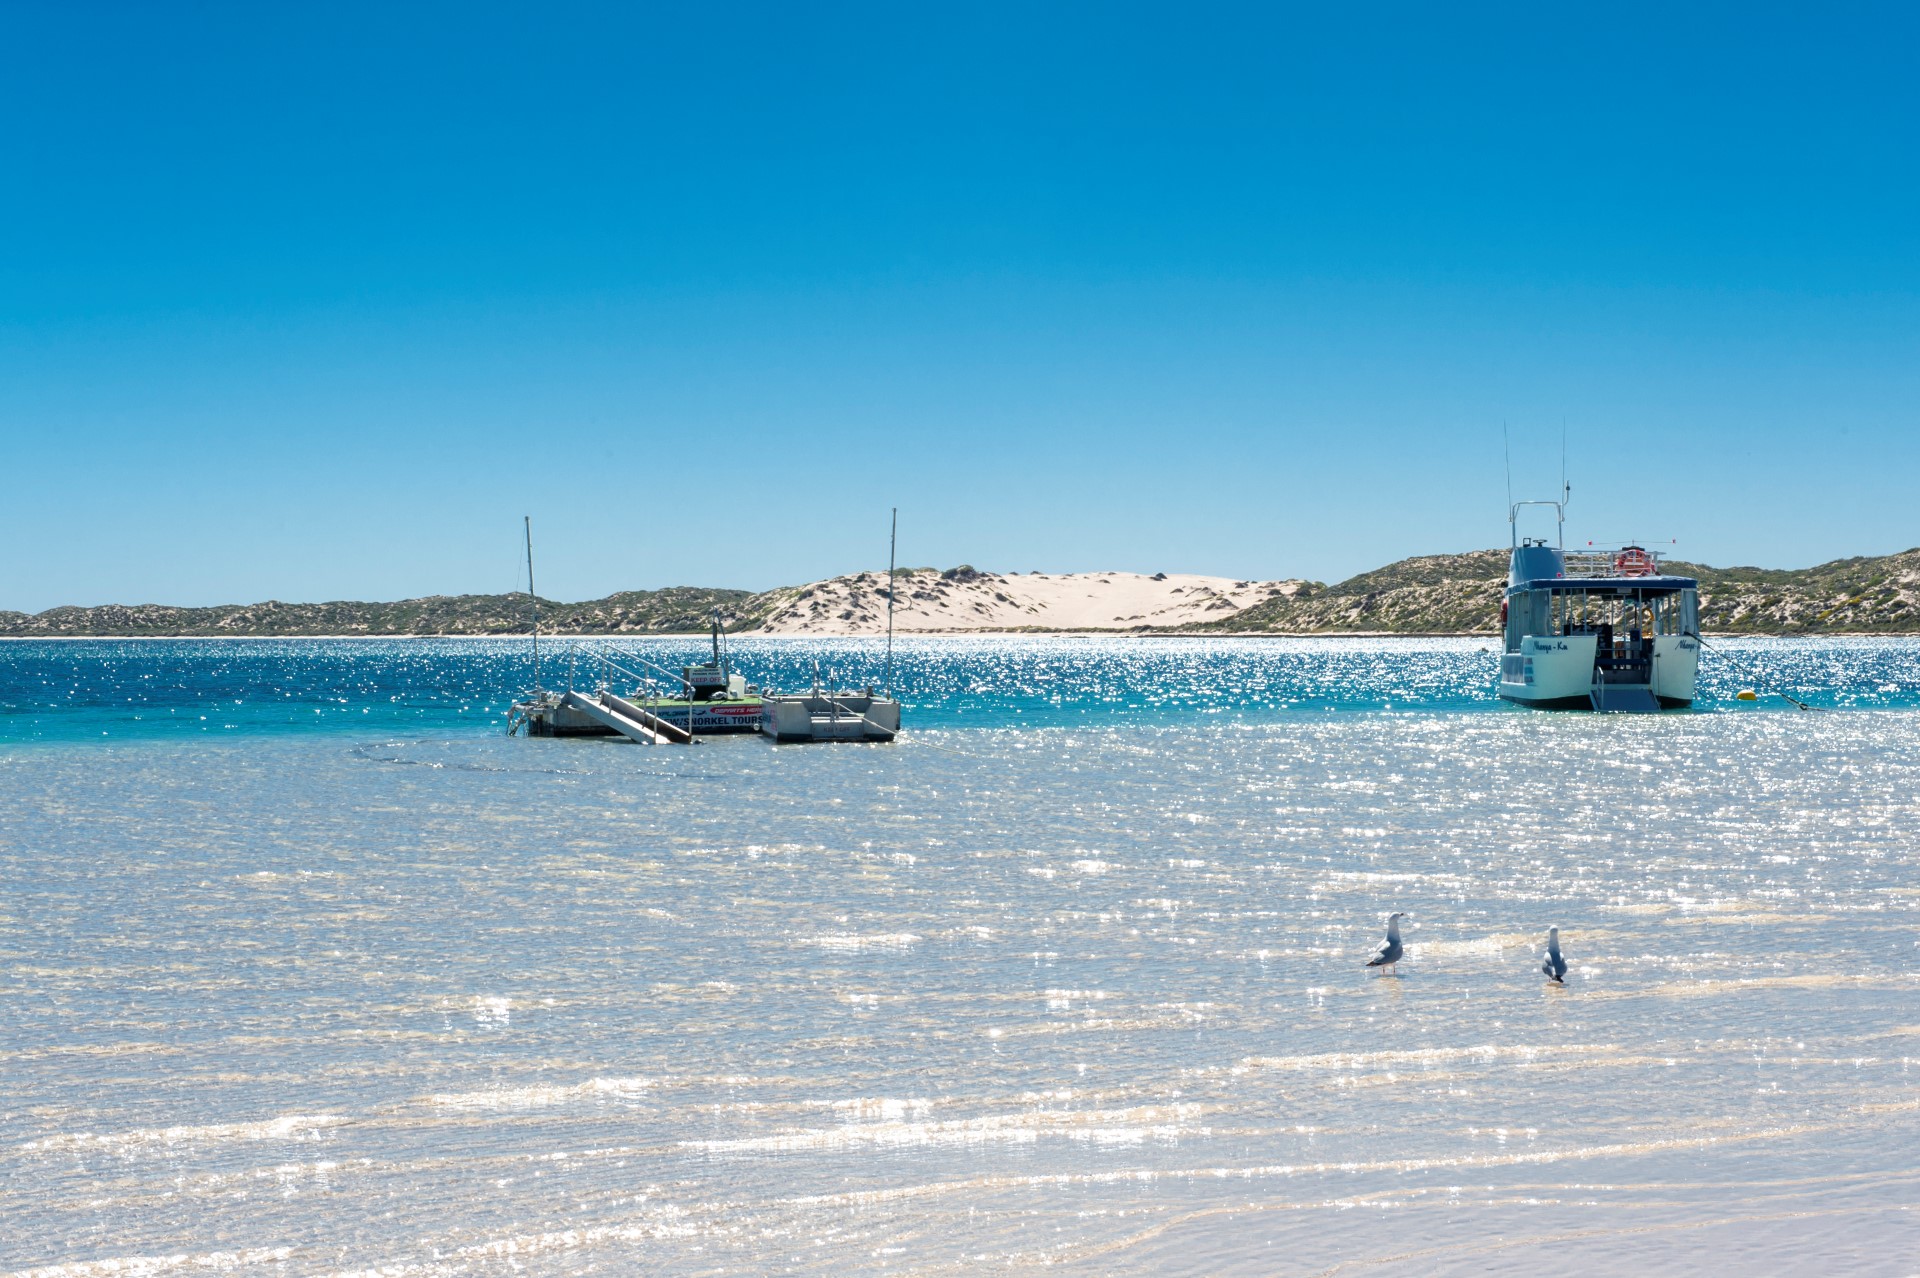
[885,507,897,697]
[525,515,540,692]
[1560,420,1570,549]
[1503,422,1516,548]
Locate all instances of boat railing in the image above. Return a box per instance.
[767,658,899,740]
[565,643,691,701]
[1561,549,1661,579]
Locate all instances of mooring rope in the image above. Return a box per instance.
[1693,634,1816,710]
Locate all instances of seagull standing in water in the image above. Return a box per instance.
[1365,912,1408,974]
[1541,926,1568,984]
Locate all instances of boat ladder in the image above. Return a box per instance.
[561,689,692,745]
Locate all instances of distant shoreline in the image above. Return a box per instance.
[7,545,1915,639]
[6,629,1490,640]
[1,629,1906,641]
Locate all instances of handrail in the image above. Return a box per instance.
[1561,550,1663,579]
[811,685,900,739]
[567,642,693,696]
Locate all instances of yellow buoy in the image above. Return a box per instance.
[1736,689,1758,701]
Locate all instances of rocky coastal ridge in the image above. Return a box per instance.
[1200,548,1920,635]
[5,549,1918,637]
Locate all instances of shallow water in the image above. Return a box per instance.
[3,640,1919,1273]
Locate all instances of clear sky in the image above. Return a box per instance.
[4,2,1917,610]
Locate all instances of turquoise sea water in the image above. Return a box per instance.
[5,635,1919,743]
[4,638,1920,1274]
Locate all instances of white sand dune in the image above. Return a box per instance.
[751,567,1309,635]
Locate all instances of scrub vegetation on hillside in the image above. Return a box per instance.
[5,549,1918,636]
[1200,549,1920,634]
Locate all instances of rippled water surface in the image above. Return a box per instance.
[5,635,1920,742]
[3,640,1919,1274]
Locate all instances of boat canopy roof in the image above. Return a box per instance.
[1509,574,1698,595]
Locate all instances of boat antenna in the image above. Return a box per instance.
[524,515,540,692]
[885,507,897,697]
[1561,419,1570,506]
[1502,422,1513,513]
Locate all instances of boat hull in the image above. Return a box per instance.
[1497,633,1699,711]
[513,695,765,736]
[1498,634,1600,705]
[626,699,765,735]
[1650,635,1700,705]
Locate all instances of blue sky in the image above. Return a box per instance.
[4,2,1916,609]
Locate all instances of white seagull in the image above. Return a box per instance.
[1365,912,1408,974]
[1541,926,1568,984]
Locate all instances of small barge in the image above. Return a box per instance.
[508,645,902,745]
[507,512,906,745]
[509,616,763,740]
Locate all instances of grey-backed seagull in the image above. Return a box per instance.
[1365,912,1408,973]
[1541,926,1567,984]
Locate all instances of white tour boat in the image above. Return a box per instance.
[1498,494,1700,712]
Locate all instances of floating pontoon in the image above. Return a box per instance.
[506,513,908,745]
[508,618,764,742]
[759,684,901,742]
